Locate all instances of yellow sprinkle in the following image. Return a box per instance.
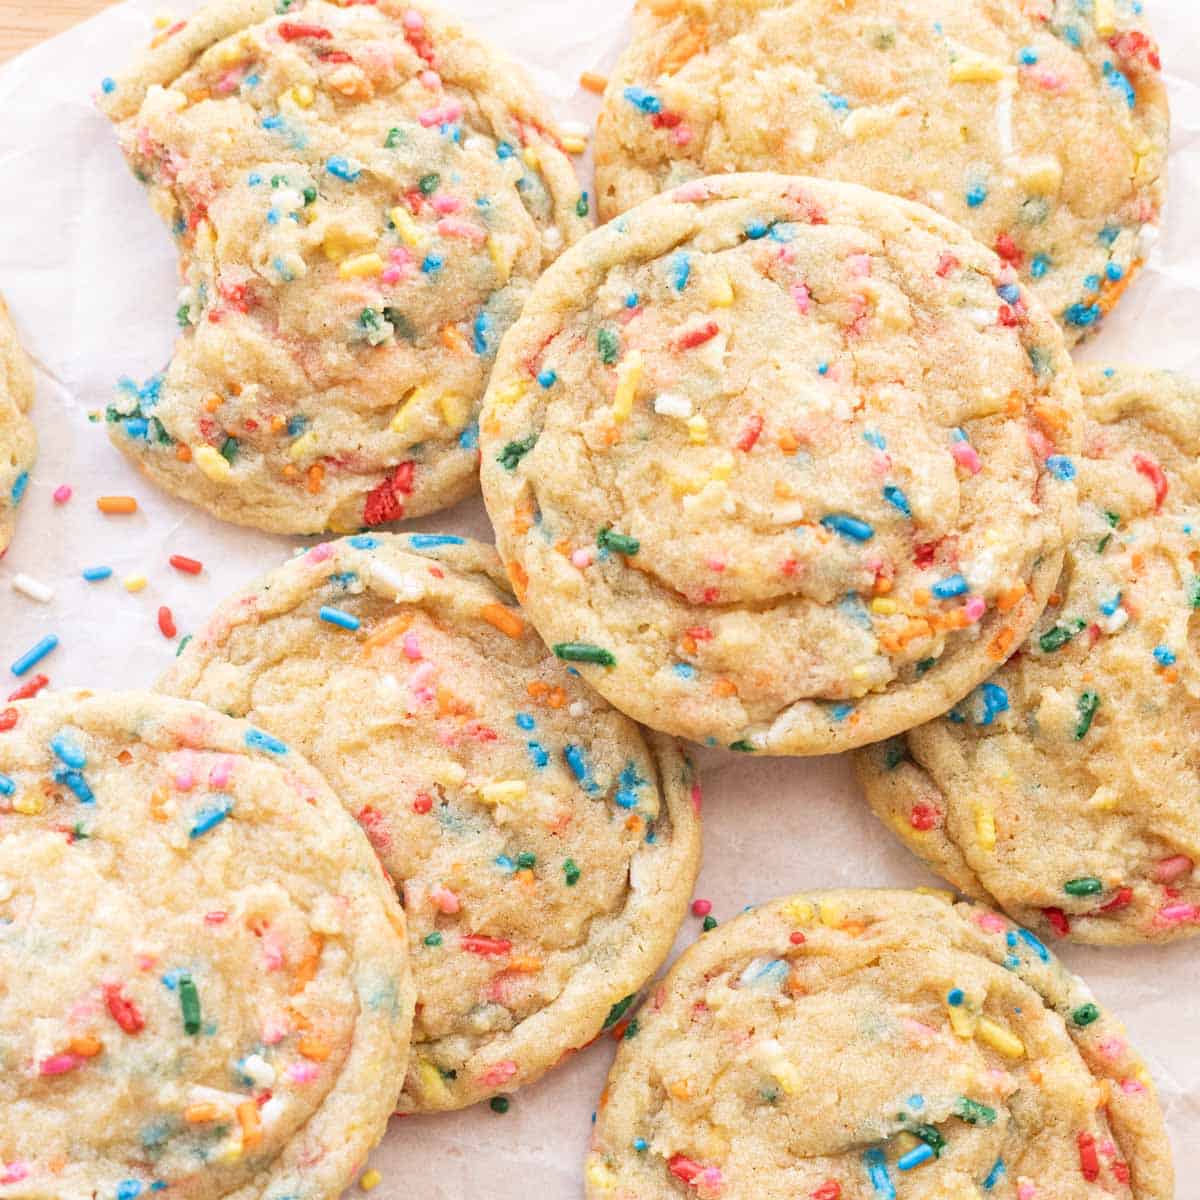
[1088,786,1119,812]
[871,597,898,615]
[192,445,232,484]
[976,1017,1026,1059]
[612,351,644,422]
[819,900,845,928]
[561,136,588,155]
[281,84,314,109]
[915,887,956,905]
[782,898,816,924]
[522,146,541,170]
[416,1058,451,1104]
[322,225,373,262]
[13,792,43,816]
[492,380,527,408]
[947,999,977,1039]
[479,780,528,806]
[390,206,427,248]
[487,234,514,284]
[359,1170,382,1192]
[686,414,709,444]
[974,801,997,851]
[338,252,385,280]
[1094,0,1116,35]
[438,393,470,430]
[704,275,735,307]
[389,386,427,434]
[851,664,871,681]
[709,456,733,482]
[585,1160,617,1193]
[1015,155,1064,196]
[288,430,318,461]
[949,53,1008,83]
[769,1058,802,1096]
[123,574,148,593]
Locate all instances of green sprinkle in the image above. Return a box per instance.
[1064,876,1103,896]
[1097,534,1112,553]
[382,308,416,342]
[516,851,537,869]
[1039,619,1086,653]
[553,642,616,666]
[175,634,193,658]
[954,1097,996,1126]
[702,915,717,931]
[176,303,192,328]
[915,657,936,674]
[597,327,620,365]
[359,307,382,331]
[598,528,640,556]
[385,127,405,148]
[302,186,318,205]
[489,1096,510,1113]
[179,974,201,1035]
[603,994,636,1030]
[1075,691,1100,740]
[418,173,441,195]
[729,740,755,753]
[498,435,537,471]
[220,437,239,464]
[623,1019,640,1040]
[1072,1003,1100,1027]
[423,932,443,947]
[576,194,590,218]
[913,1125,945,1155]
[1190,577,1200,609]
[563,859,581,886]
[883,740,907,770]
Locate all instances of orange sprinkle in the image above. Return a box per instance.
[117,750,133,765]
[364,614,414,651]
[1163,667,1180,684]
[996,583,1027,613]
[579,70,608,94]
[911,588,930,609]
[668,1079,691,1100]
[184,1103,220,1123]
[237,1100,263,1149]
[874,576,893,596]
[659,23,706,72]
[987,627,1016,661]
[777,430,799,453]
[175,444,192,463]
[68,1034,103,1058]
[97,496,138,515]
[507,560,529,602]
[508,955,543,973]
[282,464,299,481]
[298,1035,332,1062]
[270,414,287,433]
[681,635,698,656]
[440,324,470,353]
[306,463,325,494]
[290,935,325,995]
[480,602,525,639]
[149,788,170,822]
[527,680,549,699]
[546,686,567,709]
[712,678,738,698]
[202,393,223,414]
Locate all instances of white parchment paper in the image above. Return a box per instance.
[0,2,1196,1194]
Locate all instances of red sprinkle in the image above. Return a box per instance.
[935,253,959,278]
[691,899,712,917]
[1095,886,1133,914]
[278,21,332,40]
[204,911,228,925]
[158,607,177,640]
[673,320,720,351]
[667,1156,702,1185]
[812,1184,842,1200]
[1078,1131,1100,1182]
[103,983,146,1034]
[1043,907,1072,938]
[789,931,807,945]
[909,803,941,831]
[736,414,764,452]
[7,674,49,702]
[1132,453,1168,509]
[460,934,512,957]
[169,554,204,575]
[0,708,17,732]
[412,792,434,815]
[363,461,415,526]
[995,233,1023,266]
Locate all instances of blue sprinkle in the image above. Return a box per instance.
[1098,224,1121,247]
[817,362,829,376]
[947,987,965,1006]
[624,292,640,308]
[633,1138,648,1153]
[494,855,516,873]
[0,773,13,796]
[537,369,557,388]
[907,1094,925,1110]
[821,90,850,112]
[286,415,308,437]
[1018,47,1039,65]
[830,703,854,722]
[1100,592,1122,616]
[527,741,549,769]
[101,77,117,94]
[1046,455,1077,481]
[50,733,86,770]
[160,969,187,990]
[267,209,280,226]
[1017,928,1050,962]
[745,220,769,239]
[248,172,263,186]
[1103,60,1137,108]
[349,535,377,549]
[1154,645,1177,666]
[11,635,58,676]
[564,745,598,793]
[623,86,662,114]
[409,534,465,549]
[473,312,492,354]
[982,1159,1006,1190]
[319,606,361,631]
[459,422,479,450]
[672,662,696,680]
[669,252,691,292]
[932,574,968,599]
[261,114,285,131]
[1106,262,1124,282]
[123,417,149,441]
[615,761,644,810]
[1083,274,1102,293]
[883,485,911,517]
[54,768,94,804]
[243,73,260,89]
[245,728,287,755]
[326,156,362,182]
[1064,302,1101,327]
[821,513,874,542]
[1062,23,1082,47]
[421,253,444,274]
[978,682,1010,726]
[496,141,515,159]
[863,430,887,449]
[997,283,1021,305]
[768,222,797,243]
[864,1148,896,1200]
[116,1182,143,1200]
[1030,253,1052,279]
[839,594,872,630]
[515,713,536,731]
[897,1143,934,1171]
[743,958,790,988]
[966,181,989,208]
[190,798,233,838]
[11,471,29,505]
[83,566,113,582]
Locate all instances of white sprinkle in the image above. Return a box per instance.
[653,392,694,419]
[568,701,588,718]
[560,119,591,139]
[12,574,54,603]
[370,562,426,602]
[239,1053,276,1088]
[1103,607,1129,635]
[1137,222,1160,259]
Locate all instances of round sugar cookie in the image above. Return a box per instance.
[0,690,413,1200]
[586,889,1173,1200]
[856,367,1200,945]
[158,533,702,1112]
[479,174,1081,755]
[595,0,1169,345]
[100,0,590,534]
[0,292,36,558]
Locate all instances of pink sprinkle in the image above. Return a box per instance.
[951,441,982,474]
[403,8,424,30]
[1018,1184,1037,1200]
[1158,901,1199,925]
[0,1164,28,1185]
[215,69,241,95]
[430,885,460,914]
[1098,1035,1127,1061]
[419,69,441,89]
[672,126,693,147]
[1153,855,1193,884]
[672,181,711,203]
[418,100,463,128]
[204,911,227,925]
[53,485,72,504]
[307,542,334,563]
[402,632,422,661]
[976,911,1007,933]
[262,1015,290,1044]
[1121,1077,1147,1094]
[287,1061,320,1083]
[790,283,811,314]
[1027,426,1054,460]
[705,558,726,573]
[432,194,461,214]
[690,782,703,813]
[692,898,712,917]
[39,1053,80,1076]
[135,953,157,971]
[963,596,987,623]
[437,217,486,244]
[480,1059,518,1088]
[1028,68,1068,93]
[847,253,872,278]
[209,758,233,789]
[570,548,592,569]
[871,451,892,475]
[381,267,404,285]
[173,758,195,792]
[261,932,285,971]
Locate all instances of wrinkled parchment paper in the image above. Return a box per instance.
[0,1,1196,1193]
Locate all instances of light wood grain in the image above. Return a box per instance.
[0,0,118,63]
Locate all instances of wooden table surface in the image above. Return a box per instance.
[0,0,118,63]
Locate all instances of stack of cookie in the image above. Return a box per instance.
[0,0,1189,1197]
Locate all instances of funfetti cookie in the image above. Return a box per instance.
[0,292,36,558]
[158,533,702,1112]
[99,0,590,534]
[479,174,1081,756]
[856,367,1200,946]
[595,0,1169,345]
[586,890,1173,1200]
[0,690,414,1200]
